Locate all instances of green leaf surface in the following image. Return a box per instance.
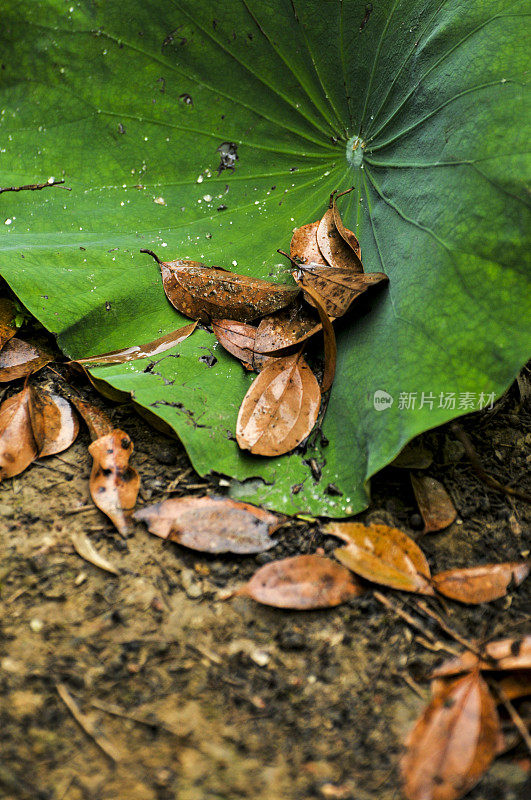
[0,1,529,516]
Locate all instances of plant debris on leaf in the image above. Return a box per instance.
[73,322,198,366]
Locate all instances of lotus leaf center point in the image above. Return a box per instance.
[346,135,365,168]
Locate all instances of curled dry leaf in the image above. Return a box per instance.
[300,284,337,392]
[0,386,37,480]
[290,220,327,266]
[432,561,530,604]
[411,473,457,533]
[236,554,365,609]
[294,263,388,319]
[0,297,17,350]
[316,193,363,274]
[430,636,531,678]
[328,522,434,594]
[88,430,140,535]
[71,531,120,575]
[134,496,279,554]
[254,302,321,354]
[211,319,274,371]
[401,671,500,800]
[141,250,299,323]
[73,321,197,365]
[332,192,362,259]
[28,387,79,457]
[236,351,321,456]
[0,338,52,382]
[69,396,114,440]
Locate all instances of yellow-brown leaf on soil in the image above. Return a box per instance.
[73,321,198,366]
[236,553,365,609]
[69,396,114,441]
[134,495,279,554]
[28,386,79,457]
[88,430,140,535]
[401,671,500,800]
[236,351,321,456]
[327,522,434,594]
[432,561,529,604]
[0,338,52,382]
[430,636,531,678]
[411,473,457,533]
[0,386,37,481]
[0,297,17,351]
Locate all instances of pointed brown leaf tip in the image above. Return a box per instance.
[432,561,530,604]
[73,321,197,366]
[290,220,327,266]
[237,554,365,609]
[88,429,140,535]
[155,255,299,323]
[295,264,388,319]
[28,387,79,457]
[327,522,434,594]
[134,496,279,554]
[299,284,337,392]
[316,201,363,274]
[236,351,321,456]
[401,671,500,800]
[0,386,38,481]
[0,297,17,350]
[69,396,114,441]
[0,338,52,382]
[211,319,275,371]
[430,636,531,679]
[411,473,457,534]
[254,302,322,354]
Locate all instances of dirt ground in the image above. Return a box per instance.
[0,344,529,800]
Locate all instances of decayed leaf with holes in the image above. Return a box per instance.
[236,351,321,456]
[254,302,321,354]
[411,473,457,533]
[328,522,434,594]
[69,396,114,440]
[316,194,363,273]
[134,495,279,554]
[0,386,37,480]
[28,387,79,457]
[432,561,530,604]
[211,319,274,372]
[290,220,327,266]
[430,636,531,679]
[0,297,17,350]
[0,338,52,382]
[73,321,197,365]
[401,671,499,800]
[142,250,299,323]
[88,430,140,535]
[236,554,364,609]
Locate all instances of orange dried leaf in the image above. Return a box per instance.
[69,396,114,440]
[432,561,529,604]
[495,671,531,701]
[316,202,363,274]
[300,284,337,392]
[211,319,274,371]
[0,386,37,480]
[134,496,279,554]
[28,387,79,457]
[88,430,140,534]
[328,522,434,594]
[0,338,52,382]
[332,194,361,259]
[401,671,500,800]
[73,321,197,366]
[295,263,388,319]
[237,554,365,609]
[290,220,327,266]
[254,303,321,355]
[236,352,321,456]
[431,636,531,678]
[411,473,457,533]
[0,297,17,350]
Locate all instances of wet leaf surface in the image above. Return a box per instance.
[254,303,321,354]
[88,430,140,535]
[0,297,17,350]
[69,396,114,441]
[211,319,274,371]
[328,522,434,594]
[134,496,279,554]
[411,473,457,534]
[290,221,327,267]
[430,637,531,678]
[73,322,198,366]
[0,338,52,382]
[432,561,530,604]
[236,352,321,456]
[0,386,37,481]
[401,671,500,800]
[28,387,79,457]
[237,554,365,609]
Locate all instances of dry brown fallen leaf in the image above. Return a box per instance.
[141,249,299,323]
[0,338,52,382]
[495,670,531,701]
[295,263,388,319]
[316,191,364,273]
[290,220,327,266]
[327,522,434,594]
[300,284,337,393]
[0,386,38,481]
[89,430,140,535]
[69,396,114,440]
[134,496,279,554]
[0,297,17,350]
[236,351,321,456]
[432,561,530,604]
[28,386,79,457]
[236,553,365,609]
[401,671,500,800]
[430,636,531,678]
[71,531,120,575]
[411,473,457,533]
[253,302,322,354]
[211,319,274,371]
[72,321,198,365]
[332,190,362,260]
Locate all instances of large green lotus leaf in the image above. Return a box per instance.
[0,1,529,516]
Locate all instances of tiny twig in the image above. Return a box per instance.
[56,683,120,763]
[489,681,531,753]
[90,699,188,740]
[451,423,531,504]
[139,248,162,264]
[373,591,459,656]
[413,599,482,657]
[0,179,68,194]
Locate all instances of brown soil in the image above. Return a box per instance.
[0,342,529,800]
